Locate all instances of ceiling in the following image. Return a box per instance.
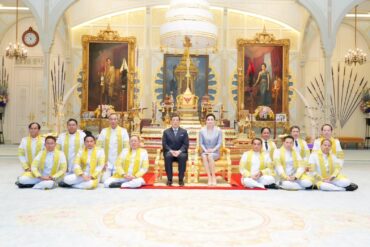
[0,0,32,41]
[0,0,369,47]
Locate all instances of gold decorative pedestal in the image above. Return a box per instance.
[176,88,201,128]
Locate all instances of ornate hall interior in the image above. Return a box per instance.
[0,0,369,246]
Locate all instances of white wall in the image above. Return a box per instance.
[0,17,67,143]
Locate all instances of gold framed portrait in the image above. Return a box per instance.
[81,26,136,116]
[237,28,290,120]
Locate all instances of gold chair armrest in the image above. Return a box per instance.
[154,148,163,181]
[224,148,232,183]
[154,148,162,164]
[192,146,201,165]
[224,148,231,160]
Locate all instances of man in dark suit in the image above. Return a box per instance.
[162,113,189,186]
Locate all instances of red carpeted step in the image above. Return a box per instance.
[125,173,266,190]
[142,173,156,185]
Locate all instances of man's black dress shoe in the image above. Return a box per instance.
[264,183,279,189]
[179,180,185,187]
[166,180,172,186]
[345,183,358,191]
[58,181,72,188]
[109,182,123,188]
[16,181,34,189]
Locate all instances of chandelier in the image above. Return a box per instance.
[5,0,27,60]
[345,5,367,66]
[160,0,218,53]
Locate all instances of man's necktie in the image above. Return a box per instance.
[174,129,178,136]
[265,141,268,150]
[295,140,298,147]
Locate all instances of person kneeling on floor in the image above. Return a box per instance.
[239,138,278,189]
[62,134,105,189]
[104,135,149,189]
[274,135,313,190]
[17,136,67,190]
[309,138,358,191]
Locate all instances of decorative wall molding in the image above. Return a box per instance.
[14,56,44,67]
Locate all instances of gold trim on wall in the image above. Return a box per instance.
[236,28,290,121]
[81,26,136,116]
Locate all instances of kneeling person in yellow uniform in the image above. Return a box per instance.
[312,123,344,166]
[16,122,45,188]
[56,119,86,175]
[104,135,149,188]
[63,135,105,189]
[274,135,313,190]
[309,138,358,191]
[17,136,67,190]
[239,138,277,189]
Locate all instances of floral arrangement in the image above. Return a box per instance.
[0,83,8,107]
[254,106,275,121]
[360,88,370,114]
[94,105,115,118]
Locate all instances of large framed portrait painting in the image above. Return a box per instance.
[237,30,290,119]
[81,27,136,114]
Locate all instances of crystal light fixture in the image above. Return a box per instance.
[160,0,218,53]
[345,5,367,66]
[5,0,27,60]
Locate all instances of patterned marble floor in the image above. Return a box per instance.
[1,147,370,247]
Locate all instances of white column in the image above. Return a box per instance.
[323,53,333,123]
[144,7,152,118]
[43,51,51,128]
[42,0,52,130]
[323,0,334,124]
[221,8,231,123]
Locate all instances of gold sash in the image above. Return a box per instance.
[39,150,60,176]
[26,136,43,166]
[280,147,298,170]
[123,148,142,175]
[317,150,333,179]
[246,151,264,172]
[79,147,97,175]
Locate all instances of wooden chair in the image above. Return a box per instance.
[192,130,232,183]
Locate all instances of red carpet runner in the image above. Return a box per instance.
[123,173,266,190]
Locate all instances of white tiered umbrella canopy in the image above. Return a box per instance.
[160,0,218,51]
